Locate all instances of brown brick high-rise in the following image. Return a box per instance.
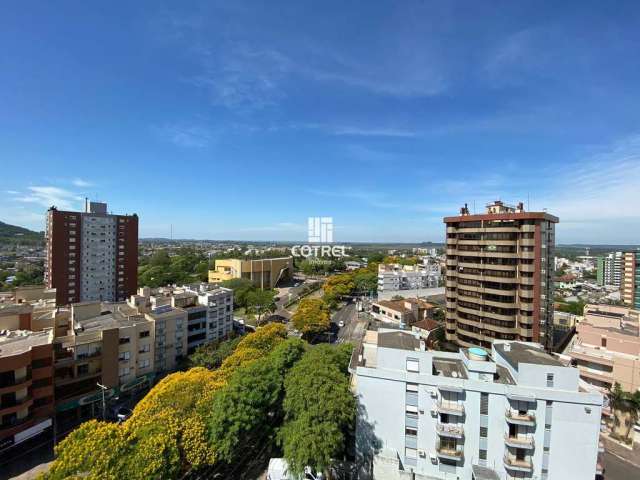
[443,201,558,351]
[45,201,138,305]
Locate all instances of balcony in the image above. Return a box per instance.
[436,422,464,439]
[437,401,465,416]
[504,434,534,449]
[505,409,536,426]
[436,442,464,461]
[503,453,533,472]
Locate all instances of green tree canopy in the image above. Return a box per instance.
[279,345,355,475]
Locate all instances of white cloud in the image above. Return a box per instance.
[71,178,94,188]
[15,186,83,210]
[6,190,19,195]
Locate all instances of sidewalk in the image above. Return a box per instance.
[601,434,640,468]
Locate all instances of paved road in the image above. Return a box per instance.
[604,451,640,480]
[333,303,368,345]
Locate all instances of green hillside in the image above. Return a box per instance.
[0,221,44,245]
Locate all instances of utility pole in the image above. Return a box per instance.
[97,383,108,420]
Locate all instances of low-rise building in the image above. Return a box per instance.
[371,298,436,327]
[567,304,640,392]
[378,264,441,295]
[54,302,155,422]
[208,257,293,289]
[352,331,603,480]
[0,329,54,452]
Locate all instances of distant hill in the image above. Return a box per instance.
[0,221,44,245]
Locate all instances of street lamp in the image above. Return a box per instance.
[97,383,108,420]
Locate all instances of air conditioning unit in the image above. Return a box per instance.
[429,390,438,398]
[429,453,438,464]
[430,407,438,416]
[418,450,427,458]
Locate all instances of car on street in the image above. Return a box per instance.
[338,320,345,328]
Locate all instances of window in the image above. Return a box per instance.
[119,367,130,377]
[406,383,419,392]
[139,359,150,369]
[118,351,130,361]
[139,344,150,353]
[139,331,150,338]
[405,405,418,414]
[546,373,554,387]
[77,364,89,375]
[405,427,418,436]
[480,427,488,438]
[406,358,419,373]
[119,337,130,345]
[479,449,487,460]
[601,337,607,348]
[405,447,417,459]
[480,392,489,415]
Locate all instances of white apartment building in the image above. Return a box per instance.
[378,264,441,293]
[597,252,623,287]
[80,211,117,302]
[352,330,603,480]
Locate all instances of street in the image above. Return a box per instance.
[333,303,367,344]
[603,451,640,480]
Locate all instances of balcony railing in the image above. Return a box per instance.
[436,422,464,438]
[505,409,536,425]
[503,453,533,472]
[437,401,465,416]
[436,442,464,460]
[504,434,534,449]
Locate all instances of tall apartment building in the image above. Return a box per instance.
[352,330,603,480]
[444,201,558,350]
[596,252,623,287]
[208,257,293,289]
[0,330,54,452]
[45,201,138,306]
[622,251,640,309]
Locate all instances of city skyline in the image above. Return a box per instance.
[1,1,640,243]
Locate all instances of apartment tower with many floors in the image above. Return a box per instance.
[444,201,558,350]
[45,201,138,306]
[622,251,640,309]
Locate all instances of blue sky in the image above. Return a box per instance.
[1,1,639,243]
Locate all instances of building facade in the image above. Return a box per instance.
[0,330,54,452]
[596,252,623,287]
[45,201,138,305]
[352,331,603,480]
[208,257,293,289]
[443,201,558,350]
[567,304,640,393]
[378,264,441,294]
[371,298,436,327]
[622,251,640,309]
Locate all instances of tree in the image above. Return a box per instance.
[279,345,356,476]
[246,289,277,324]
[292,298,330,338]
[188,335,242,370]
[206,339,306,463]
